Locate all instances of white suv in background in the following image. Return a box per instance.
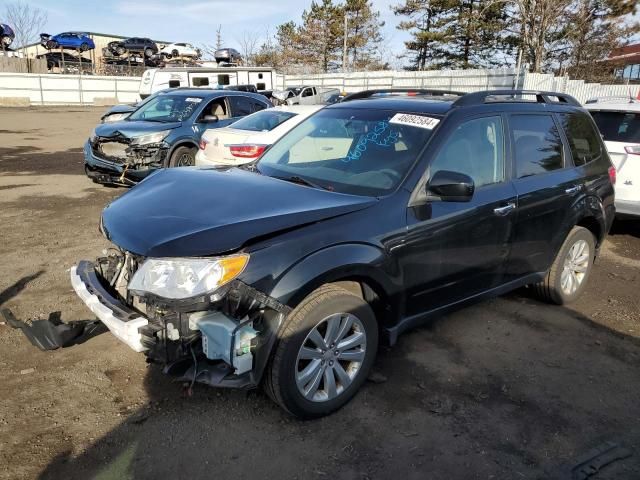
[586,97,640,218]
[196,104,323,167]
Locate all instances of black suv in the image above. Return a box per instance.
[71,89,615,418]
[108,37,158,57]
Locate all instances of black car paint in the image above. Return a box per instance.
[96,94,615,386]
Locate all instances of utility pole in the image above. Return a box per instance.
[342,12,348,73]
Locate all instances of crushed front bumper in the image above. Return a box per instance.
[70,261,149,351]
[83,140,165,186]
[70,259,291,389]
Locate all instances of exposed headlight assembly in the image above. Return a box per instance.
[128,255,249,300]
[130,130,171,146]
[104,112,131,123]
[89,129,97,143]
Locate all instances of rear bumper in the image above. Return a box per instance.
[70,261,148,352]
[615,199,640,218]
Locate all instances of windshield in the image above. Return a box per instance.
[257,108,437,196]
[128,95,203,123]
[230,110,297,132]
[590,111,640,143]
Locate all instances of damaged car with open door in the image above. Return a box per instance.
[84,88,271,185]
[71,89,615,418]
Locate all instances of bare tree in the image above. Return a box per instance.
[216,25,223,50]
[3,1,47,54]
[236,30,261,66]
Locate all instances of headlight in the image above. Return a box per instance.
[89,129,97,143]
[130,130,170,146]
[103,112,130,123]
[127,255,249,300]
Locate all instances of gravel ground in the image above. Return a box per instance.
[0,107,638,480]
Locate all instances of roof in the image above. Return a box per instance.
[159,88,268,101]
[274,104,324,114]
[585,97,640,113]
[605,43,640,64]
[330,96,455,115]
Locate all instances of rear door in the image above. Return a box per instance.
[402,114,517,315]
[589,109,640,209]
[505,113,583,280]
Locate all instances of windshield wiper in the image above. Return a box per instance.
[273,175,330,190]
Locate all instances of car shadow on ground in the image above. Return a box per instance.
[610,219,640,240]
[35,293,640,480]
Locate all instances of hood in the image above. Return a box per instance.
[104,104,137,116]
[101,167,376,257]
[94,120,181,138]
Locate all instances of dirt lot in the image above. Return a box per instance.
[0,107,639,480]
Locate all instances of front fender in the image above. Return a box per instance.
[269,243,402,313]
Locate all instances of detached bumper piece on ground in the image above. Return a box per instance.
[1,308,105,350]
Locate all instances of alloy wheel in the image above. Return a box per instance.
[561,239,590,295]
[295,313,367,402]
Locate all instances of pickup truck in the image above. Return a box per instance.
[272,86,340,106]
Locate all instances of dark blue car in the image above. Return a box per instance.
[40,32,95,51]
[84,88,271,186]
[1,23,14,48]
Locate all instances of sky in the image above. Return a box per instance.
[20,0,411,62]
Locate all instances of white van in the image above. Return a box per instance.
[139,67,278,99]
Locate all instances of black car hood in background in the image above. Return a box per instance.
[94,120,182,138]
[101,168,377,257]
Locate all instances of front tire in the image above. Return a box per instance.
[265,285,378,419]
[80,42,89,52]
[168,146,196,167]
[532,226,596,305]
[144,48,154,58]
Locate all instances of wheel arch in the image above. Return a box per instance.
[268,243,402,328]
[166,139,198,164]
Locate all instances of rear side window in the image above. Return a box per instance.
[511,114,564,178]
[228,96,262,117]
[229,110,296,132]
[590,111,640,143]
[558,113,602,166]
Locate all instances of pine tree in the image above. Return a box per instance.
[393,0,460,70]
[344,0,385,70]
[298,0,344,72]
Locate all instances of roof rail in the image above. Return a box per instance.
[452,90,581,107]
[341,88,465,102]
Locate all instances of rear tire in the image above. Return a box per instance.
[532,226,595,305]
[46,40,58,50]
[80,42,89,52]
[144,48,154,58]
[264,284,378,419]
[168,146,196,167]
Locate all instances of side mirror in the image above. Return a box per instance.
[427,170,474,202]
[202,114,219,123]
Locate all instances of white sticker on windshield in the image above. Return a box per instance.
[185,97,202,103]
[389,113,440,130]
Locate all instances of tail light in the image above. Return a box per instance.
[198,138,209,150]
[608,166,616,185]
[624,145,640,155]
[228,144,267,158]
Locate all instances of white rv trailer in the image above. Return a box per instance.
[138,66,278,99]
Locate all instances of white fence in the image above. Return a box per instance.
[0,69,638,106]
[0,72,141,105]
[284,68,519,93]
[284,69,640,104]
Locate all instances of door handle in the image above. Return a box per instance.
[565,185,581,194]
[494,203,516,216]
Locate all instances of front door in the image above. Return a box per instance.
[400,115,517,316]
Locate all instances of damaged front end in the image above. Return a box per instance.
[85,131,169,186]
[70,250,290,389]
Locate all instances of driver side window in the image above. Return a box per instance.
[430,116,505,188]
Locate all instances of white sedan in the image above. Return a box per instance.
[196,105,323,167]
[586,97,640,217]
[159,42,200,59]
